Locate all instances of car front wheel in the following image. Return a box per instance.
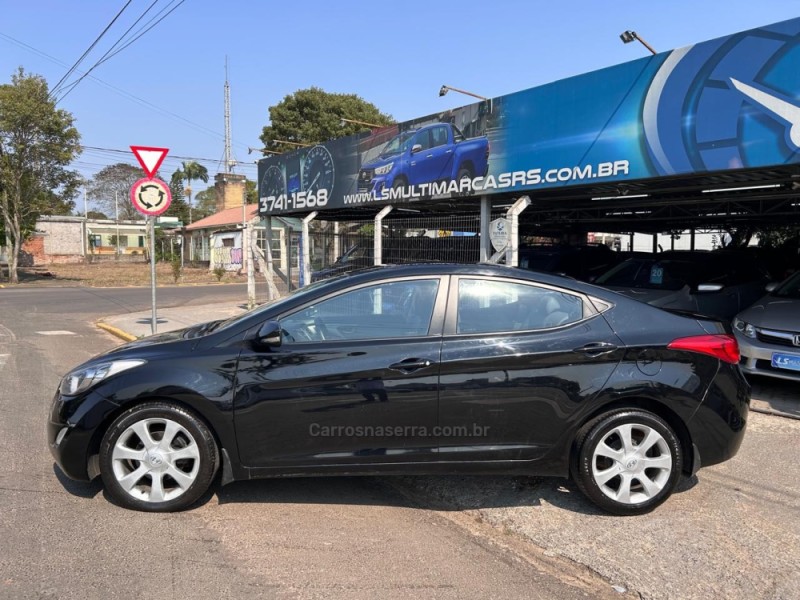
[572,409,682,515]
[99,402,219,512]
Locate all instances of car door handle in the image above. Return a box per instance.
[389,358,434,373]
[573,342,618,356]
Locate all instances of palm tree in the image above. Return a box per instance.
[171,161,209,224]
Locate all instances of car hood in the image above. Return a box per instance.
[361,154,397,170]
[92,326,196,361]
[736,295,800,330]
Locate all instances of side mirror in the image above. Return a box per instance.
[256,320,282,347]
[411,143,423,154]
[765,282,779,293]
[697,283,724,293]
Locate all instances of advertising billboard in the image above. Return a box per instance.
[259,17,800,216]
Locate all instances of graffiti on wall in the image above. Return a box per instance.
[212,246,243,271]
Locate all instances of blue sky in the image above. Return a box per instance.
[1,0,798,201]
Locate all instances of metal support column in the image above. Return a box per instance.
[505,196,531,267]
[374,205,393,265]
[479,195,491,262]
[301,211,318,288]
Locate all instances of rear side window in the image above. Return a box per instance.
[456,279,584,334]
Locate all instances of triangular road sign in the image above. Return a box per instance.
[130,146,169,179]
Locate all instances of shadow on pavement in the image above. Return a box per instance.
[212,473,700,515]
[52,463,103,499]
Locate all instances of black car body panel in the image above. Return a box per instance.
[48,263,749,494]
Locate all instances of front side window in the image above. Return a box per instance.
[280,279,440,343]
[457,279,584,334]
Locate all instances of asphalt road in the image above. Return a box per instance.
[0,286,617,600]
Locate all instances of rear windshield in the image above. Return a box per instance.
[596,259,694,291]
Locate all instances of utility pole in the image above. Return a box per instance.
[115,191,120,256]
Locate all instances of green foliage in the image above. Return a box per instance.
[193,187,218,221]
[171,161,209,224]
[170,254,182,283]
[212,265,226,282]
[0,68,81,283]
[165,177,189,224]
[246,179,257,204]
[86,210,108,220]
[259,87,393,152]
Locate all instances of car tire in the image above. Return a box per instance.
[571,409,682,516]
[456,165,473,197]
[392,176,407,190]
[99,402,219,512]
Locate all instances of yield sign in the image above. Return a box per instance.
[130,145,169,179]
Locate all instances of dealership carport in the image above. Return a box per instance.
[256,17,800,289]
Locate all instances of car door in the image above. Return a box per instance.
[408,126,453,185]
[437,276,624,462]
[234,276,447,468]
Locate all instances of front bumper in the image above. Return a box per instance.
[48,389,119,481]
[736,331,800,383]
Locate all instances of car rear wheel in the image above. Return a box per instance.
[572,409,682,515]
[99,402,219,512]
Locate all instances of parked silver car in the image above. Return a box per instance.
[734,271,800,382]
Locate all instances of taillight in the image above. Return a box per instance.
[667,334,740,364]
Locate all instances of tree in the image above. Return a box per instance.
[165,176,190,224]
[88,163,147,221]
[246,179,257,204]
[193,187,218,221]
[0,68,81,283]
[171,161,208,224]
[86,210,108,220]
[259,87,393,152]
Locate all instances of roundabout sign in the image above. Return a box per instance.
[130,177,172,216]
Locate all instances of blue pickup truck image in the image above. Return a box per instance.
[358,122,489,194]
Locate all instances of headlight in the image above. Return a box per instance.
[732,318,757,339]
[59,359,146,396]
[374,162,394,175]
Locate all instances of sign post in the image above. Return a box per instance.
[129,146,171,335]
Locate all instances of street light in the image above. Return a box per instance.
[247,147,282,155]
[438,85,488,101]
[340,117,388,129]
[620,30,657,55]
[268,139,312,148]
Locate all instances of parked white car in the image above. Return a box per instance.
[734,271,800,382]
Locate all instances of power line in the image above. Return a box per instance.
[0,31,251,150]
[57,0,187,103]
[50,0,133,98]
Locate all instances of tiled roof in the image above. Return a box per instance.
[186,204,259,230]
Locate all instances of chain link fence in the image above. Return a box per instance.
[280,212,510,286]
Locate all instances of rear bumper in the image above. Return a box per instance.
[688,363,750,469]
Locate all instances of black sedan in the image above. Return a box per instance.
[49,264,749,515]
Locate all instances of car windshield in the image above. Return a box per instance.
[380,132,414,157]
[595,258,695,291]
[773,271,800,299]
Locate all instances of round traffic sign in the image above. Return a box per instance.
[130,177,172,216]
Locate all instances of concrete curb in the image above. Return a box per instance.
[750,405,800,421]
[96,321,137,342]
